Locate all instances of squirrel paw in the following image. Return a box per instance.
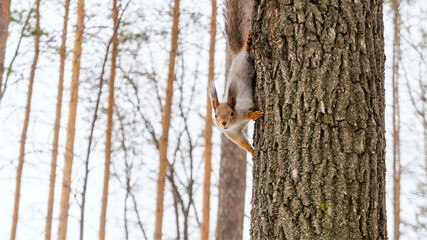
[243,31,252,51]
[246,110,264,120]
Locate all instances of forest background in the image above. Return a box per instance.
[0,0,426,239]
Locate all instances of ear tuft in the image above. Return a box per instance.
[209,83,219,110]
[227,81,238,110]
[229,96,236,110]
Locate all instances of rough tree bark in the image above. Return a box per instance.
[45,1,70,239]
[391,0,401,239]
[154,0,180,239]
[216,1,251,239]
[201,0,216,239]
[57,0,85,239]
[0,0,11,99]
[10,0,40,239]
[250,1,387,239]
[99,0,119,238]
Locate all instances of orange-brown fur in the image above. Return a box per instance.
[243,31,252,51]
[246,108,263,120]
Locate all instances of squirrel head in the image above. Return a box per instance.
[209,83,237,130]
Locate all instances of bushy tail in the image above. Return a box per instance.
[224,0,251,55]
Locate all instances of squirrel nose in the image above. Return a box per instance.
[222,121,226,126]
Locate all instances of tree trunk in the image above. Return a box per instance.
[154,0,180,239]
[57,0,85,239]
[391,0,401,239]
[99,0,119,238]
[201,0,216,239]
[45,1,70,239]
[216,133,247,240]
[10,0,40,239]
[0,0,10,99]
[250,1,387,239]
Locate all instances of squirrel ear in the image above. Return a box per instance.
[209,84,219,110]
[227,81,237,110]
[228,95,236,110]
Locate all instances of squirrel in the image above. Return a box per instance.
[208,0,263,158]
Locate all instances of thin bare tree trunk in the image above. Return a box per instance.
[391,0,401,239]
[115,109,148,240]
[124,190,129,240]
[99,0,119,238]
[172,188,181,240]
[10,0,40,239]
[128,190,148,240]
[57,0,85,239]
[116,110,130,240]
[0,0,11,99]
[79,42,106,240]
[154,0,180,238]
[201,0,216,239]
[45,1,70,239]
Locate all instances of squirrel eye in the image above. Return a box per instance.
[215,114,217,118]
[230,111,234,116]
